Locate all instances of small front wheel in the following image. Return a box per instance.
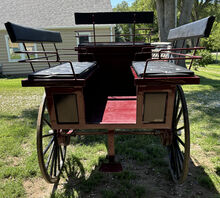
[37,94,67,183]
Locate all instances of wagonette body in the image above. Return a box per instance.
[5,13,215,184]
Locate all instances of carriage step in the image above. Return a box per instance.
[99,162,123,172]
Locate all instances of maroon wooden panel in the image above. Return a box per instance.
[78,43,152,96]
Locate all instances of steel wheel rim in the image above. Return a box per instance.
[168,85,190,184]
[37,94,67,183]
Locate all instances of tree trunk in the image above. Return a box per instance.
[156,0,194,42]
[156,0,175,41]
[179,0,194,26]
[178,0,194,67]
[156,0,194,67]
[178,0,194,48]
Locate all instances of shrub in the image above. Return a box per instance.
[193,50,214,68]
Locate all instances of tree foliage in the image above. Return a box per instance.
[191,0,220,21]
[113,1,131,42]
[193,50,214,68]
[113,0,158,42]
[201,22,220,51]
[191,1,220,51]
[113,0,220,51]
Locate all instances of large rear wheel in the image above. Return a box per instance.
[168,85,190,184]
[37,94,67,183]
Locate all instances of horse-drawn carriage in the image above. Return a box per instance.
[5,12,215,184]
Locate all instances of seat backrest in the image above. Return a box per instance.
[4,22,64,73]
[5,22,62,43]
[75,12,154,25]
[4,22,94,76]
[165,16,215,69]
[74,12,154,45]
[167,16,215,41]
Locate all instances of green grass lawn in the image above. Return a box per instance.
[0,64,219,197]
[183,64,220,189]
[212,52,220,62]
[0,79,43,197]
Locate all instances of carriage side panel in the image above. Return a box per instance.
[136,86,176,129]
[45,87,86,129]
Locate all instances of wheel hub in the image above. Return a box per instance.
[57,130,71,146]
[160,130,173,146]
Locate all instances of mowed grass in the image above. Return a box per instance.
[183,64,220,189]
[0,64,220,197]
[0,78,43,197]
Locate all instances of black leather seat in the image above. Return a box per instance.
[132,61,194,77]
[28,61,97,79]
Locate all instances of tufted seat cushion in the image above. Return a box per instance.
[28,61,97,79]
[132,61,194,77]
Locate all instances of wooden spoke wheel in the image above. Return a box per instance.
[168,85,190,184]
[37,94,67,183]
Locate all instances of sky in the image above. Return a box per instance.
[111,0,135,8]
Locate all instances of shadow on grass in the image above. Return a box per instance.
[185,88,220,128]
[50,155,105,198]
[189,158,220,195]
[198,75,220,89]
[49,151,219,198]
[48,134,219,197]
[20,108,39,128]
[21,108,39,120]
[0,108,39,125]
[0,114,20,120]
[15,105,219,197]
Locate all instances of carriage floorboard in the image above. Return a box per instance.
[100,96,137,124]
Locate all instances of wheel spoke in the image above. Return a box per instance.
[54,145,57,177]
[42,132,54,138]
[43,136,54,155]
[170,146,177,176]
[60,146,64,162]
[175,134,185,147]
[175,108,183,127]
[45,143,55,169]
[50,148,56,176]
[57,146,61,171]
[175,94,180,117]
[176,142,184,164]
[175,126,185,132]
[43,117,52,128]
[173,145,180,179]
[176,153,183,176]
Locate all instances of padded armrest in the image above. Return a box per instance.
[28,62,97,79]
[132,61,194,77]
